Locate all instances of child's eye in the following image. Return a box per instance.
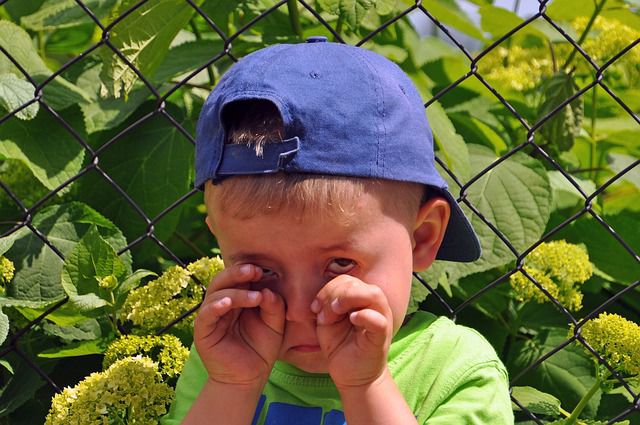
[326,258,356,275]
[260,267,277,279]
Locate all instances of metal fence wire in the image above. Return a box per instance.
[0,0,639,423]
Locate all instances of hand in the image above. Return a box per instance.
[194,264,285,387]
[310,275,394,389]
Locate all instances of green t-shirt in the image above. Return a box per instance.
[161,311,514,424]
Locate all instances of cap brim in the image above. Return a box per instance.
[436,191,481,262]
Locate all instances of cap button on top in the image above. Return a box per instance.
[306,36,328,43]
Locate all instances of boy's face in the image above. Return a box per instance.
[206,186,439,374]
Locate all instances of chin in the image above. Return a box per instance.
[284,353,329,374]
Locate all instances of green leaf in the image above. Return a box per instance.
[0,352,50,417]
[607,153,640,190]
[77,64,151,134]
[14,294,108,326]
[38,338,110,358]
[152,39,224,84]
[3,0,46,22]
[20,0,117,30]
[317,0,375,30]
[375,0,396,15]
[511,328,602,418]
[115,269,156,301]
[0,308,8,346]
[1,202,130,303]
[425,0,486,41]
[61,225,127,298]
[369,44,408,63]
[512,386,563,417]
[0,74,38,120]
[99,0,203,98]
[427,101,471,182]
[0,232,19,256]
[0,107,85,192]
[450,115,508,155]
[0,21,49,76]
[0,359,13,375]
[554,211,640,284]
[423,144,551,287]
[548,170,596,211]
[537,72,584,154]
[78,103,193,256]
[406,36,462,68]
[0,21,91,110]
[42,318,101,342]
[199,0,241,35]
[478,5,547,41]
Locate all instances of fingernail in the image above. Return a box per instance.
[310,299,320,312]
[317,310,325,325]
[247,291,260,301]
[331,298,340,312]
[239,264,253,275]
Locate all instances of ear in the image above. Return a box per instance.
[412,197,450,272]
[205,215,216,237]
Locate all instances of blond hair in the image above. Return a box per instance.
[205,100,426,222]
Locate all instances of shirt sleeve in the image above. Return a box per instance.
[424,360,514,425]
[160,346,208,425]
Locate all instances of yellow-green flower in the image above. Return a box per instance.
[186,256,225,286]
[479,45,554,91]
[103,334,189,379]
[0,256,14,287]
[577,312,640,376]
[120,256,224,332]
[573,16,640,66]
[45,356,173,425]
[479,16,640,91]
[510,240,592,311]
[98,274,118,291]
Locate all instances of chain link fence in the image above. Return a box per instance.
[0,0,639,423]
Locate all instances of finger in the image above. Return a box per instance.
[204,263,263,292]
[314,277,388,325]
[194,289,262,342]
[257,288,285,335]
[349,309,390,347]
[201,288,263,311]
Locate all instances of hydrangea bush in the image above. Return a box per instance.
[120,256,224,333]
[510,240,593,311]
[45,356,174,425]
[0,0,638,424]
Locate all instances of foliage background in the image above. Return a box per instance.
[0,0,638,423]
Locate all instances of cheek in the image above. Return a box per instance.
[372,270,413,331]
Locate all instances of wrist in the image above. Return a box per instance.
[336,368,418,425]
[183,376,268,424]
[206,375,268,396]
[335,367,392,398]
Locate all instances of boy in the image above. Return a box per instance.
[162,37,513,424]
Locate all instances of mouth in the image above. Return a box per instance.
[290,344,321,353]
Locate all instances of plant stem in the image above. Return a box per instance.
[189,18,216,87]
[335,15,344,41]
[109,291,120,336]
[589,85,598,182]
[562,0,607,70]
[564,374,601,424]
[287,0,303,37]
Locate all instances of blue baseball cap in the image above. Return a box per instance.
[195,37,480,262]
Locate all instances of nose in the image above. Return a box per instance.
[283,275,323,323]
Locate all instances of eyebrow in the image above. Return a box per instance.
[226,253,273,264]
[226,240,358,264]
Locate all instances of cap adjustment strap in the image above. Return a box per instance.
[215,137,300,178]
